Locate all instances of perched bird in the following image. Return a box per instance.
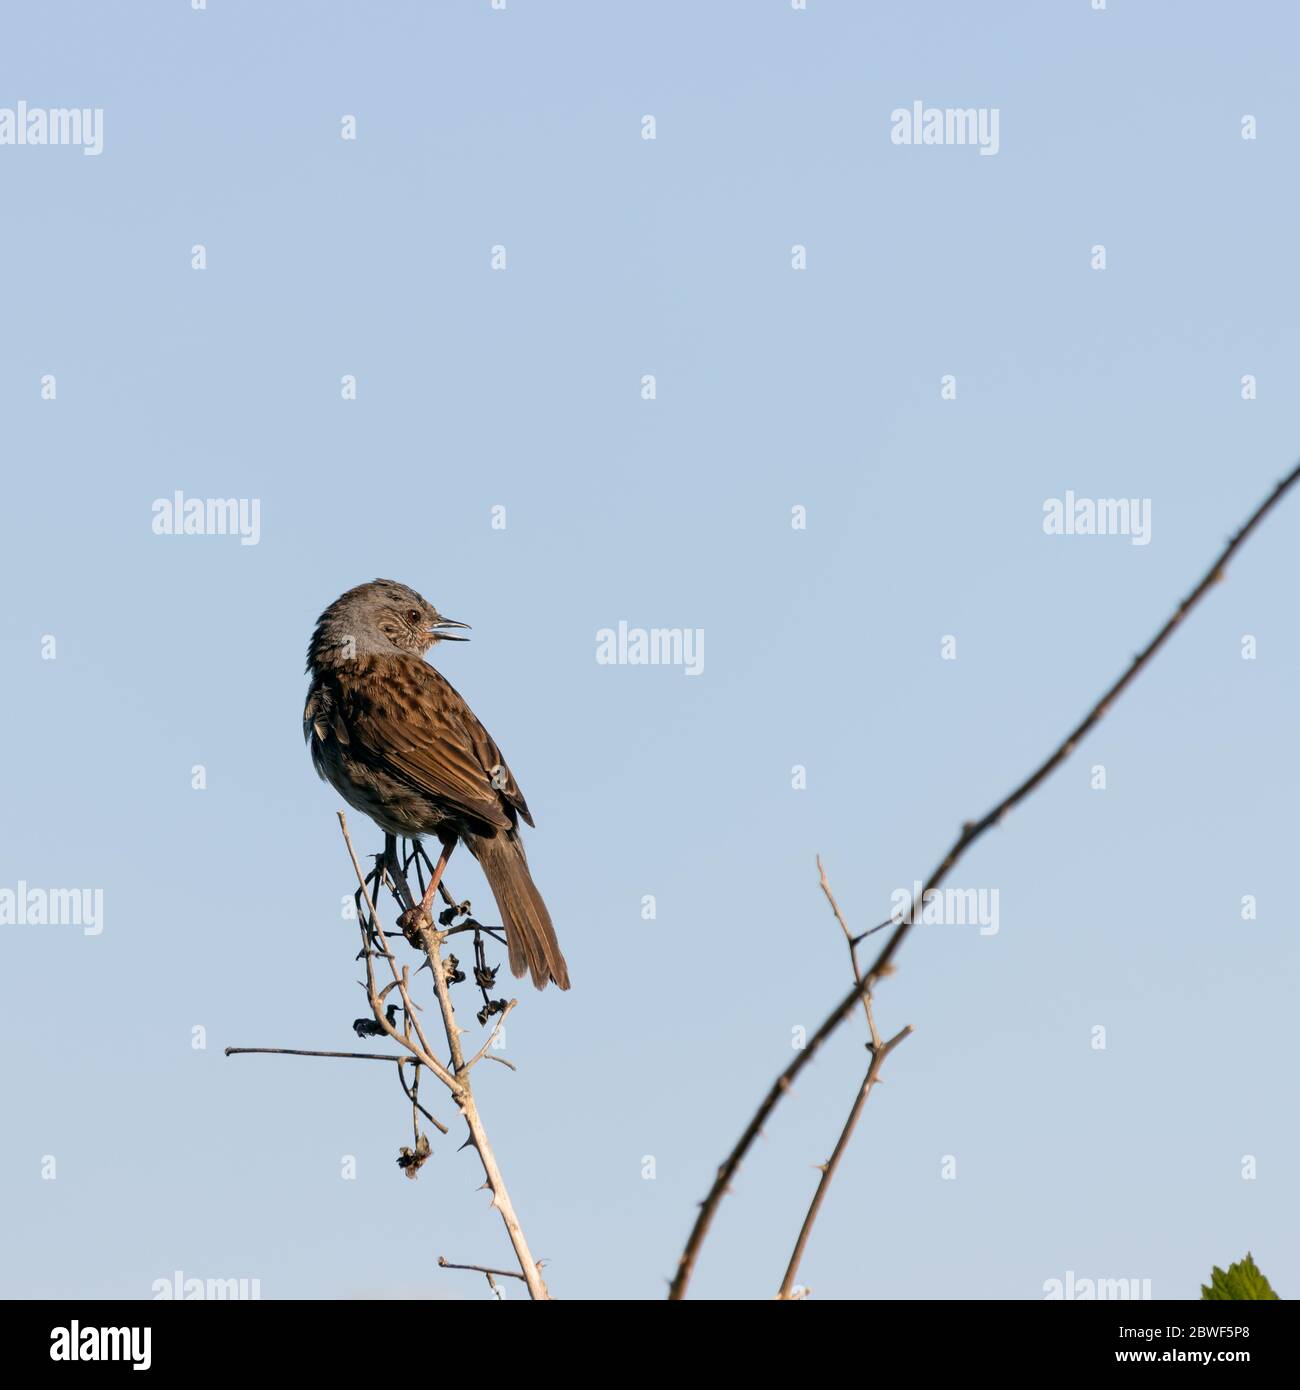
[304,579,569,990]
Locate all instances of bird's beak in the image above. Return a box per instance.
[427,617,471,641]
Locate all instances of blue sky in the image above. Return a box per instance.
[1,0,1297,1300]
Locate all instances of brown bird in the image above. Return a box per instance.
[304,579,569,990]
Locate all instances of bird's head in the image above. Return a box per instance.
[307,579,470,669]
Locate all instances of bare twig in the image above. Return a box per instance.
[666,967,877,1300]
[464,999,516,1070]
[350,816,550,1299]
[438,1254,530,1283]
[408,907,550,1300]
[669,460,1300,1299]
[817,854,872,1030]
[225,1046,411,1063]
[777,1021,912,1299]
[339,814,448,1083]
[445,922,506,944]
[397,1059,449,1137]
[228,813,550,1301]
[223,1048,451,1136]
[772,859,913,1299]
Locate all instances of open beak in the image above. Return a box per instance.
[427,617,471,642]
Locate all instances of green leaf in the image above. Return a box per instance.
[1201,1253,1279,1300]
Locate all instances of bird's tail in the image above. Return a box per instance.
[466,831,570,991]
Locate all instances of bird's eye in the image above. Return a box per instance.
[408,609,421,625]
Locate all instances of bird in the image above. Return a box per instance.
[304,579,569,990]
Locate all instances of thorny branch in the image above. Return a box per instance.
[227,813,548,1299]
[668,460,1300,1300]
[773,859,914,1300]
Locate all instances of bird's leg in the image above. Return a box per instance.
[415,840,454,923]
[383,833,418,913]
[395,839,454,946]
[412,839,466,918]
[407,838,426,898]
[400,836,444,913]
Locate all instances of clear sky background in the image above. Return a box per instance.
[2,0,1297,1301]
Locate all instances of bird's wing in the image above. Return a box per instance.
[304,682,347,746]
[345,661,533,831]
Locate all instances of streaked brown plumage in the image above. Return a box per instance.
[304,579,569,990]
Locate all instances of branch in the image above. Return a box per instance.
[438,1255,531,1283]
[349,829,551,1301]
[776,1021,911,1299]
[817,854,873,1031]
[396,1059,450,1137]
[464,999,517,1070]
[356,818,551,1298]
[407,905,550,1300]
[225,1048,451,1136]
[668,459,1300,1299]
[228,814,551,1300]
[225,1046,411,1063]
[338,815,450,1084]
[773,858,913,1299]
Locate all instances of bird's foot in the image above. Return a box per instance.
[396,905,432,946]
